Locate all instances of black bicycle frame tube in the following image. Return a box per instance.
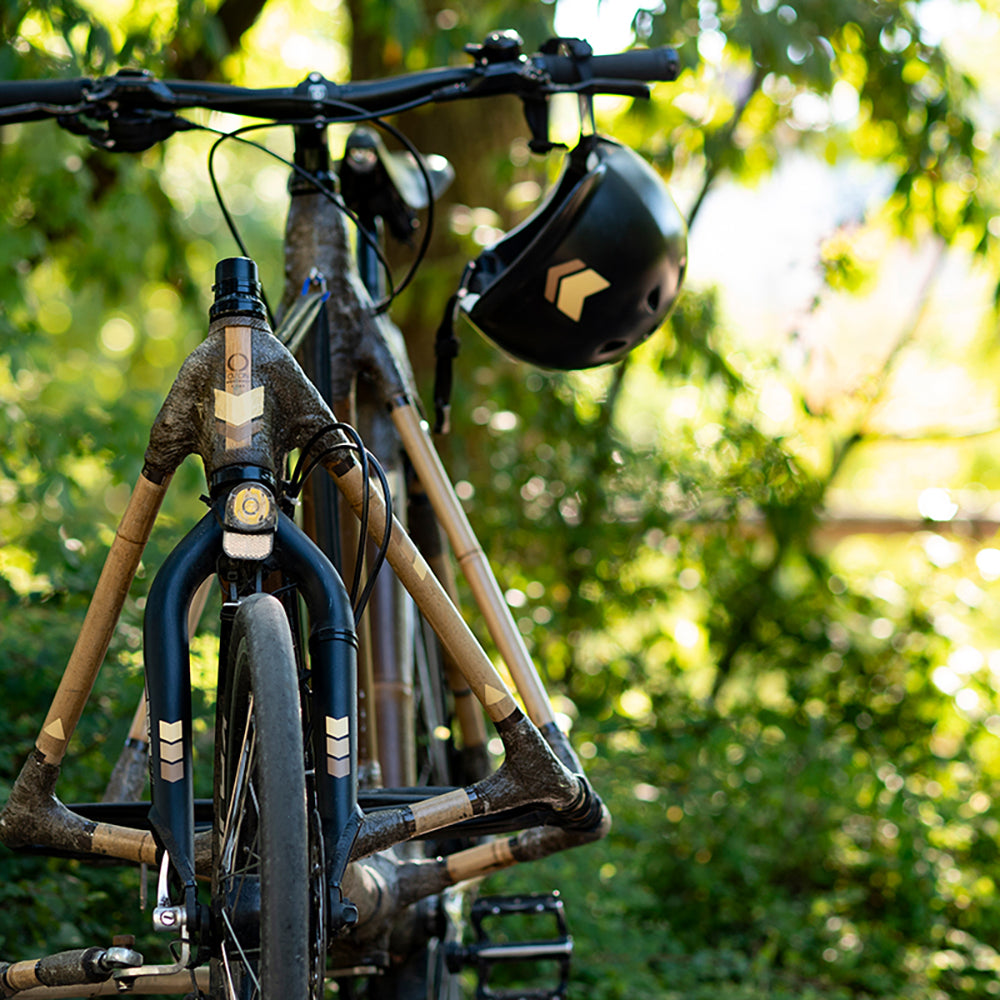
[356,215,382,298]
[273,512,359,880]
[144,510,222,887]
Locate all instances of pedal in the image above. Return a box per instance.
[446,893,572,1000]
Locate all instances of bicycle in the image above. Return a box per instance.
[0,29,686,1000]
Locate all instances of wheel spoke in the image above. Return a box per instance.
[221,909,261,996]
[221,929,260,1000]
[221,697,256,874]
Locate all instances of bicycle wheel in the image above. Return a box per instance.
[211,592,312,1000]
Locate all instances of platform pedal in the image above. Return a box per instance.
[446,893,571,1000]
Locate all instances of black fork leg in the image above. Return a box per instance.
[274,512,361,927]
[144,511,222,888]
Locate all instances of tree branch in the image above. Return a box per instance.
[686,66,766,231]
[169,0,269,81]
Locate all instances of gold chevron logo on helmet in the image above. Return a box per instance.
[544,259,611,321]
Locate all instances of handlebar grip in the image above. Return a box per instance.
[0,78,90,108]
[537,46,681,85]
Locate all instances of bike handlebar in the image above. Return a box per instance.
[538,45,681,84]
[0,33,681,130]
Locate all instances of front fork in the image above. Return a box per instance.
[143,493,360,939]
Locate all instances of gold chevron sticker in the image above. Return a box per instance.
[161,761,184,783]
[214,385,265,426]
[544,259,610,321]
[326,716,349,739]
[159,720,183,742]
[327,757,351,778]
[218,326,261,449]
[159,720,184,781]
[325,716,350,777]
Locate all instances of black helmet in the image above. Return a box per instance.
[456,134,687,370]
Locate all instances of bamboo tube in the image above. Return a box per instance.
[125,692,147,745]
[186,574,213,639]
[352,567,381,778]
[36,472,170,766]
[390,401,555,727]
[329,460,518,725]
[8,968,209,998]
[407,477,488,752]
[440,621,489,752]
[444,837,517,883]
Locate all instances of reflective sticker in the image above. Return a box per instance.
[159,719,183,742]
[159,719,184,783]
[326,715,350,778]
[222,531,273,560]
[326,716,349,738]
[328,758,351,778]
[161,761,185,782]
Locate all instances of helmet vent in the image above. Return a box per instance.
[598,339,628,357]
[646,286,662,313]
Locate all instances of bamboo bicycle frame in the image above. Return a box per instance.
[0,124,608,1000]
[0,329,607,990]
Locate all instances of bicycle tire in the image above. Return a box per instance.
[210,592,313,1000]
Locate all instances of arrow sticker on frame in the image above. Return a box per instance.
[159,719,184,783]
[214,386,265,426]
[484,684,507,706]
[326,715,350,778]
[544,259,610,322]
[43,718,65,741]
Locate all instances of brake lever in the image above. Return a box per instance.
[54,68,193,153]
[57,106,193,152]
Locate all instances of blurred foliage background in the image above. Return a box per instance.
[4,0,1000,997]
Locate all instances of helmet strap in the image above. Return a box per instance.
[433,292,461,434]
